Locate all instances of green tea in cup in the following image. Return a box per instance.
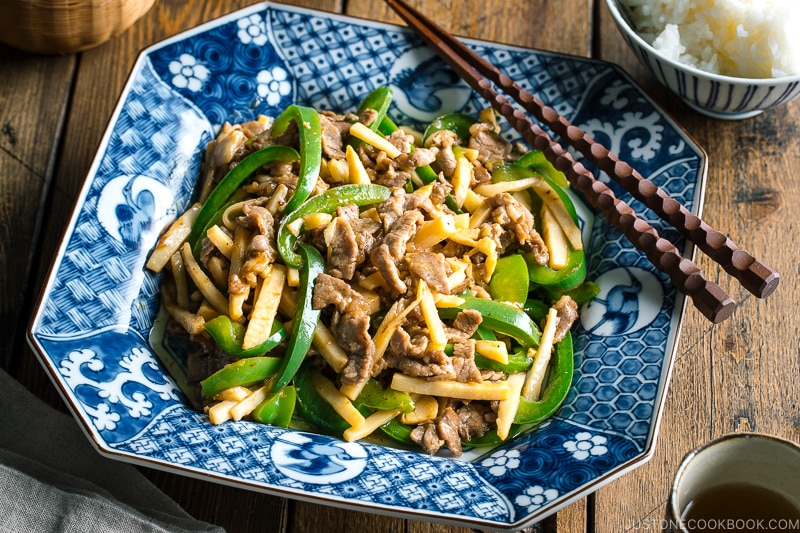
[666,433,800,533]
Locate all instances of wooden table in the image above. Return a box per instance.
[2,1,798,531]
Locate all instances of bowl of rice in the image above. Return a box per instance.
[605,0,800,119]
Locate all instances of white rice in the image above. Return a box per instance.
[620,0,800,78]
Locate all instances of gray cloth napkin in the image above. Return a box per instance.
[0,367,225,533]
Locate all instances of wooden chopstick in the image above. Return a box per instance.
[387,2,778,302]
[385,0,738,323]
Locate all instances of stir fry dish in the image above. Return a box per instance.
[146,87,598,456]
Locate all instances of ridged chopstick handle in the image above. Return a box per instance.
[499,78,780,299]
[385,0,736,322]
[492,89,736,323]
[560,124,779,298]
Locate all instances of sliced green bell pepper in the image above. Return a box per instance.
[444,194,464,214]
[270,105,322,214]
[204,315,286,357]
[474,350,533,374]
[277,184,391,268]
[200,356,282,398]
[294,359,350,437]
[513,332,574,425]
[377,115,398,136]
[356,87,393,133]
[524,298,550,323]
[530,173,587,291]
[352,378,415,414]
[488,254,530,306]
[547,280,601,306]
[251,385,296,427]
[187,145,300,250]
[378,419,414,445]
[537,174,579,223]
[474,325,497,341]
[189,191,249,257]
[439,296,541,348]
[416,164,439,184]
[491,159,587,292]
[270,243,324,393]
[491,162,536,184]
[514,149,569,189]
[524,246,587,292]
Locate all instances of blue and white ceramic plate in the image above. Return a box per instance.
[28,3,705,530]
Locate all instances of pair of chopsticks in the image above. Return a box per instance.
[385,0,779,323]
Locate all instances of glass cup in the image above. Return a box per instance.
[665,433,800,533]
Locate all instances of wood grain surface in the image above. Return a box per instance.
[2,0,798,532]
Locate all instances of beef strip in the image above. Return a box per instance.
[468,122,512,166]
[424,129,459,178]
[489,192,549,262]
[350,216,382,258]
[370,209,424,295]
[242,171,299,198]
[228,272,248,297]
[385,329,480,382]
[472,164,492,184]
[372,150,413,188]
[324,205,383,282]
[383,210,423,258]
[326,205,361,281]
[407,252,451,294]
[455,402,496,441]
[439,240,470,260]
[451,340,483,383]
[312,273,375,385]
[388,326,428,358]
[386,128,414,154]
[480,222,516,255]
[239,118,272,138]
[378,189,439,231]
[327,216,358,280]
[370,246,407,296]
[429,181,452,207]
[481,370,506,382]
[319,111,358,159]
[410,422,444,455]
[384,348,454,380]
[394,147,436,172]
[359,109,379,127]
[236,200,278,284]
[436,407,463,456]
[552,294,579,342]
[409,406,463,456]
[452,309,482,338]
[237,199,274,235]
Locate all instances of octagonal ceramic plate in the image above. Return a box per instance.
[28,3,705,530]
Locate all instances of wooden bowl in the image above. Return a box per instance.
[0,0,156,55]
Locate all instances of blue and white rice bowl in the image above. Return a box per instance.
[605,0,800,119]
